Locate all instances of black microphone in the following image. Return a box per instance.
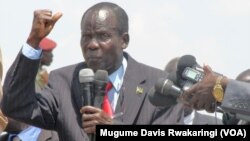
[79,68,94,106]
[177,55,222,89]
[148,78,182,107]
[177,55,223,79]
[155,78,183,97]
[94,70,108,108]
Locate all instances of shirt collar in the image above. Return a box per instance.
[108,56,127,92]
[9,126,41,141]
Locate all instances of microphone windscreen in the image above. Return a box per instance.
[177,55,197,76]
[148,87,177,107]
[155,78,182,97]
[94,70,108,83]
[155,78,173,94]
[79,68,94,83]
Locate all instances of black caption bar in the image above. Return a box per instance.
[96,125,249,140]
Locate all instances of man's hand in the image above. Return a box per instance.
[80,106,112,134]
[27,9,62,48]
[0,110,8,133]
[180,65,219,112]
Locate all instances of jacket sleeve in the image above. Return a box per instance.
[2,52,59,130]
[221,80,250,117]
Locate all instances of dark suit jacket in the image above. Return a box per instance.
[2,52,184,141]
[0,130,58,141]
[221,80,250,119]
[2,117,58,141]
[38,130,59,141]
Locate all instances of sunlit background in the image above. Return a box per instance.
[1,0,250,80]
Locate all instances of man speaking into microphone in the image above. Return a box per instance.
[2,2,185,141]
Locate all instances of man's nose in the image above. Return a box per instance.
[87,38,99,49]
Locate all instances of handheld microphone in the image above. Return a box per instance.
[155,78,183,97]
[94,70,108,108]
[148,78,182,107]
[148,87,177,107]
[79,68,94,106]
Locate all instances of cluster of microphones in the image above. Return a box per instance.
[79,59,250,123]
[79,69,109,108]
[79,55,221,109]
[148,55,222,107]
[149,55,250,123]
[79,69,110,140]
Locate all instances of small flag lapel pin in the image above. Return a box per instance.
[136,86,144,95]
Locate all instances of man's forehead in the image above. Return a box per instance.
[97,9,110,22]
[83,8,115,23]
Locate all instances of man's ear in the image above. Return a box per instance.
[121,32,129,49]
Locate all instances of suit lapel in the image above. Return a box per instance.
[71,63,86,113]
[115,54,148,124]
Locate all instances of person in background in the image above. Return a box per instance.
[36,37,56,90]
[235,69,250,83]
[164,57,179,84]
[223,69,250,125]
[1,2,184,141]
[164,57,179,77]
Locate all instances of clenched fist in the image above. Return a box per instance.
[27,9,62,48]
